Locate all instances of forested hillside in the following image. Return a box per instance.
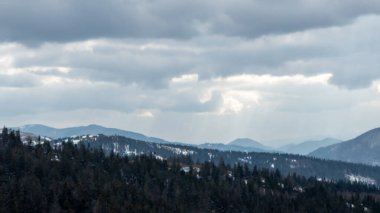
[64,134,380,185]
[1,128,380,212]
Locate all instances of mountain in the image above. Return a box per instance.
[51,134,380,185]
[197,143,268,153]
[19,125,276,153]
[228,138,273,151]
[279,138,341,155]
[198,138,275,153]
[309,128,380,166]
[2,130,380,212]
[18,124,171,144]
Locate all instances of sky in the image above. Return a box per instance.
[1,0,380,146]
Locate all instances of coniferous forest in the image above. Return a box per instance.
[1,128,380,212]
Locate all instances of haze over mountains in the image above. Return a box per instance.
[198,138,275,153]
[229,138,273,150]
[279,138,342,155]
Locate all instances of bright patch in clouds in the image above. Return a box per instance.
[219,94,244,114]
[171,74,199,84]
[64,40,98,52]
[223,73,332,86]
[138,111,155,118]
[0,56,14,69]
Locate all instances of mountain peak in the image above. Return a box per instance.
[17,124,173,145]
[20,124,51,129]
[229,138,259,145]
[86,124,105,128]
[228,138,272,150]
[309,127,380,166]
[354,127,380,140]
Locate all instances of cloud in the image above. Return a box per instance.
[2,1,380,144]
[1,0,380,44]
[3,14,380,90]
[138,111,155,118]
[1,67,380,144]
[0,74,39,88]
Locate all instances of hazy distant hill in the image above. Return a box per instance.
[198,138,275,153]
[309,128,380,166]
[228,138,274,151]
[280,138,341,155]
[18,124,171,144]
[197,143,268,153]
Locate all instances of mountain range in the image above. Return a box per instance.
[49,133,380,185]
[17,124,343,155]
[17,124,279,153]
[310,128,380,166]
[18,124,380,166]
[14,123,380,175]
[18,124,172,144]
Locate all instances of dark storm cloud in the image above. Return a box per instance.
[1,0,380,44]
[2,1,380,90]
[209,0,380,37]
[0,0,202,44]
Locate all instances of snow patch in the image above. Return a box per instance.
[161,145,195,156]
[345,174,376,185]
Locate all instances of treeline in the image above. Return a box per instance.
[78,134,380,183]
[1,128,380,212]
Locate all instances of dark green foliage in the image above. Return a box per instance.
[1,128,380,212]
[77,134,380,184]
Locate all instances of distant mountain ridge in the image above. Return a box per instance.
[279,138,342,155]
[14,124,380,182]
[18,124,171,144]
[197,143,269,153]
[18,124,340,155]
[49,134,380,185]
[228,138,273,151]
[18,124,279,153]
[309,128,380,166]
[198,138,276,153]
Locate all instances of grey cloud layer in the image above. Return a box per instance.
[1,0,380,44]
[8,13,380,90]
[2,0,380,143]
[2,0,380,89]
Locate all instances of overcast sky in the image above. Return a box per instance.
[1,0,380,146]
